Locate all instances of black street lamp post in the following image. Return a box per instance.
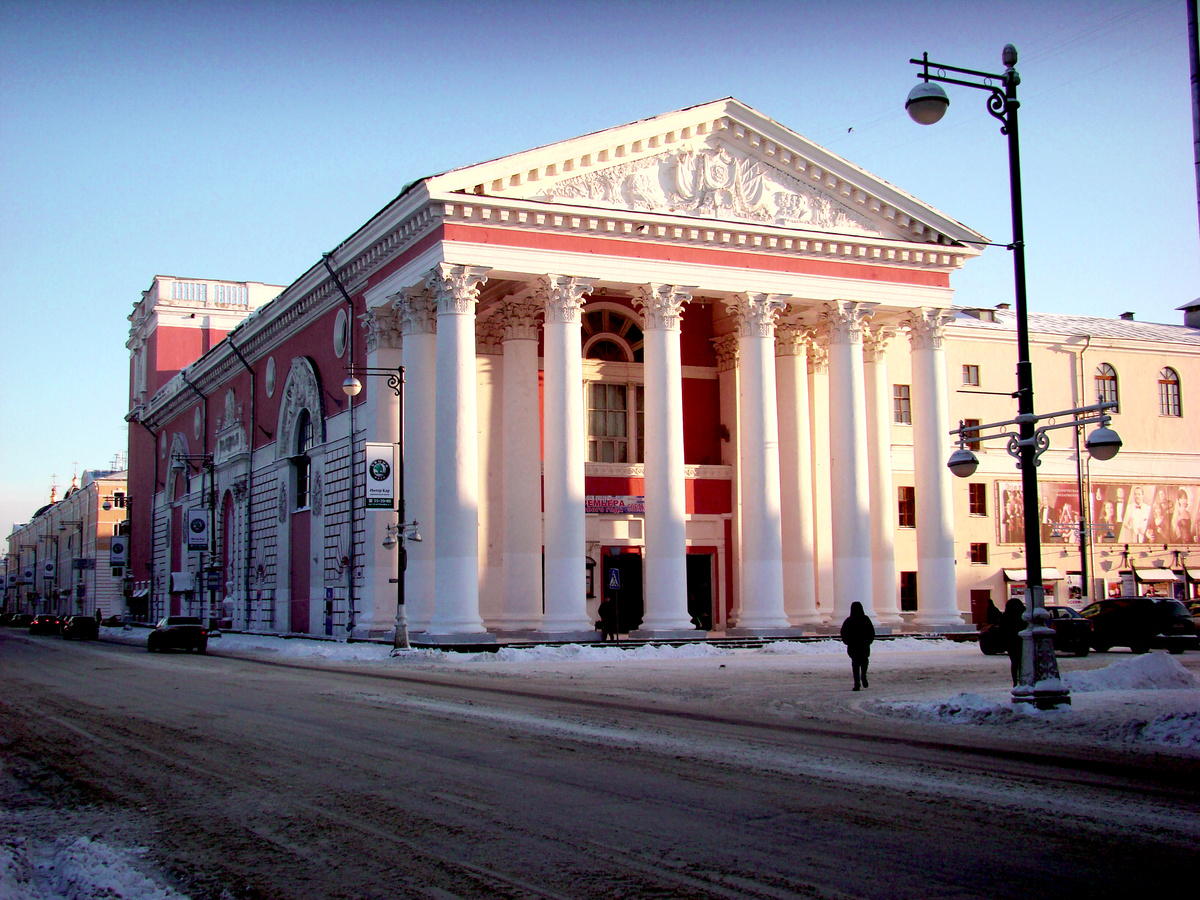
[907,45,1122,708]
[343,367,420,651]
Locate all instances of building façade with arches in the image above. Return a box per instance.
[122,99,1200,641]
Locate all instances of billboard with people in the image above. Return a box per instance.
[998,481,1197,546]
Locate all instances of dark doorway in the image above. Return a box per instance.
[686,553,714,631]
[602,548,643,633]
[970,589,995,629]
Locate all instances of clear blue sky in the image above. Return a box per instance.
[2,0,1196,534]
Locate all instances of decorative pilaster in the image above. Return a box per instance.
[540,275,595,635]
[428,264,491,637]
[391,284,438,631]
[633,284,696,635]
[359,306,403,355]
[805,328,834,618]
[713,332,740,628]
[775,323,819,625]
[726,293,791,632]
[822,300,877,624]
[904,308,964,626]
[863,324,903,625]
[498,295,544,631]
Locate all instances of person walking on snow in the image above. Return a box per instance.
[840,601,875,691]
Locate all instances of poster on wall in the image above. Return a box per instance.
[998,481,1198,546]
[187,508,210,550]
[364,443,396,510]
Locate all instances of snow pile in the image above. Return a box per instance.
[0,835,188,900]
[485,642,734,663]
[758,637,952,655]
[870,692,1016,725]
[1062,651,1200,692]
[1121,711,1200,750]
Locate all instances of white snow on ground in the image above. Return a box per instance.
[0,835,187,900]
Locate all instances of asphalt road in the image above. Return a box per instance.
[1,630,1197,899]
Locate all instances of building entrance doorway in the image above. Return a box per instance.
[602,548,643,633]
[686,553,714,631]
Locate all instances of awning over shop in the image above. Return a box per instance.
[1185,569,1200,583]
[1133,569,1180,583]
[1003,568,1063,582]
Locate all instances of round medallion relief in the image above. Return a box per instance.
[265,357,276,398]
[192,406,203,440]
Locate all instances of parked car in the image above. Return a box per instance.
[61,615,99,640]
[147,616,208,653]
[28,614,62,635]
[1079,597,1197,654]
[8,613,34,628]
[1186,600,1200,634]
[978,604,1092,657]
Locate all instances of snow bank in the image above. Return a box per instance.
[1062,651,1200,692]
[758,637,952,655]
[0,835,188,900]
[1122,711,1200,750]
[869,692,1016,725]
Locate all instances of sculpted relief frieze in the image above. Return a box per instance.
[533,141,880,234]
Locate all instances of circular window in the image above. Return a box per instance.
[193,406,203,440]
[265,357,276,398]
[334,309,349,359]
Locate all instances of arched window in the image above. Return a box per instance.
[1158,367,1182,417]
[582,306,645,463]
[293,409,314,509]
[1095,363,1119,412]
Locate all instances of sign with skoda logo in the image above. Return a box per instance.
[187,508,210,550]
[364,442,396,510]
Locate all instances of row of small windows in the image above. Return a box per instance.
[892,363,1184,425]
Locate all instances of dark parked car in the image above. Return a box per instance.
[28,614,62,635]
[978,604,1092,657]
[147,616,208,653]
[61,615,99,640]
[8,613,34,628]
[1079,597,1197,654]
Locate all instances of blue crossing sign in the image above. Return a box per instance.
[607,568,621,590]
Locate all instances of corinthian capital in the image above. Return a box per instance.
[359,306,403,353]
[821,300,877,345]
[500,296,543,342]
[904,308,956,351]
[431,264,490,316]
[391,285,438,336]
[712,334,739,372]
[634,283,695,332]
[775,323,809,358]
[803,327,829,373]
[728,292,789,338]
[539,275,594,325]
[862,324,897,363]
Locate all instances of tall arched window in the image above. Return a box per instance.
[1159,367,1182,417]
[1095,363,1119,412]
[582,307,645,463]
[293,409,314,509]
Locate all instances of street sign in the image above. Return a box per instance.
[205,570,222,592]
[607,568,621,590]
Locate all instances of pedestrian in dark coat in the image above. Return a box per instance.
[840,601,875,691]
[1000,598,1027,687]
[597,597,618,642]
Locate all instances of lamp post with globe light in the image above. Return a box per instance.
[907,45,1122,708]
[342,366,421,651]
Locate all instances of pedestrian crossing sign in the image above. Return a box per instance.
[607,568,621,590]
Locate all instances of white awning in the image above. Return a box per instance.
[1003,568,1063,582]
[1186,569,1200,583]
[1133,569,1180,583]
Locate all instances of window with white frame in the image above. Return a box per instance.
[1095,363,1119,411]
[893,384,912,425]
[962,364,980,386]
[1159,367,1181,417]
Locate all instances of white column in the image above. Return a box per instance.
[728,293,790,631]
[905,308,964,626]
[864,325,903,625]
[428,264,490,636]
[713,334,739,629]
[540,275,594,634]
[498,295,543,630]
[393,284,437,632]
[806,333,834,620]
[634,284,696,634]
[354,305,404,639]
[776,323,820,625]
[824,300,877,623]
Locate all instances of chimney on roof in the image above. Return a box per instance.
[1119,311,1135,321]
[995,302,1011,310]
[1179,298,1200,328]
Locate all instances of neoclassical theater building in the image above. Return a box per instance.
[123,99,1200,641]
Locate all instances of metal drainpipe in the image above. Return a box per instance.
[229,337,256,631]
[322,252,357,635]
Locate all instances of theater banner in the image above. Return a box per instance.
[997,481,1197,546]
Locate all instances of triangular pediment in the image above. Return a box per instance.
[424,98,985,248]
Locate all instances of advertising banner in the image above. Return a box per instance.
[364,443,396,510]
[998,481,1197,546]
[109,537,128,566]
[187,508,210,551]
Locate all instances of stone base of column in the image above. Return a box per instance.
[806,623,895,636]
[413,632,498,647]
[788,612,825,627]
[351,625,394,641]
[526,629,602,643]
[903,621,975,633]
[725,626,805,638]
[629,627,707,640]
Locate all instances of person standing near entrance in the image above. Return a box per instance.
[840,601,875,691]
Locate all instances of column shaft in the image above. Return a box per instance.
[776,326,819,625]
[864,326,903,625]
